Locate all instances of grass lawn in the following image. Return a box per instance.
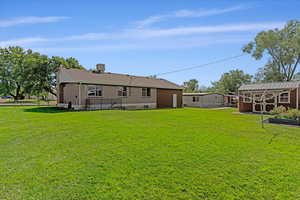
[0,107,299,199]
[1,99,56,105]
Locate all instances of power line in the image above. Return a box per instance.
[152,53,246,76]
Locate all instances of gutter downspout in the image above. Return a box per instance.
[79,82,82,109]
[297,87,299,110]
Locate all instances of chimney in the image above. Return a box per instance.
[95,64,105,73]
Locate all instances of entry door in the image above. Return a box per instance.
[253,93,276,112]
[253,93,263,112]
[172,94,177,108]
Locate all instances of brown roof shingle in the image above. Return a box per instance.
[59,68,183,90]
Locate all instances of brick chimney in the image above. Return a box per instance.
[95,64,105,73]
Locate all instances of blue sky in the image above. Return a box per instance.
[1,0,300,86]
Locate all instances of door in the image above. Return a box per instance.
[253,93,276,112]
[172,94,177,108]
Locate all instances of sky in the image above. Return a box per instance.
[1,0,300,86]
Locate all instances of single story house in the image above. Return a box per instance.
[57,64,183,110]
[183,93,224,108]
[238,81,300,113]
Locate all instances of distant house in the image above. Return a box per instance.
[238,81,300,112]
[183,93,224,108]
[57,64,183,110]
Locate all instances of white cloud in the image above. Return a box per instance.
[136,5,251,27]
[0,22,285,47]
[132,22,284,38]
[62,22,284,40]
[34,35,251,53]
[0,16,70,28]
[0,37,48,47]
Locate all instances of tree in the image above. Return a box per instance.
[183,79,199,93]
[210,69,252,94]
[254,61,285,83]
[294,72,300,80]
[0,46,30,100]
[148,75,157,78]
[0,46,85,100]
[47,56,84,96]
[243,20,300,81]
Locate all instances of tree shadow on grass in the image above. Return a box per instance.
[23,106,70,113]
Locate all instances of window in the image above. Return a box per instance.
[279,91,289,103]
[142,88,151,97]
[87,85,102,97]
[118,86,128,96]
[192,96,199,102]
[253,93,262,103]
[243,93,252,103]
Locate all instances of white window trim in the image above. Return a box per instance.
[142,88,151,97]
[243,93,252,103]
[118,86,128,97]
[87,85,103,97]
[192,96,199,102]
[279,91,290,104]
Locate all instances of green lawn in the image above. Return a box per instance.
[0,107,299,199]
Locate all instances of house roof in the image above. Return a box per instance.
[59,68,183,90]
[239,81,300,91]
[183,92,224,96]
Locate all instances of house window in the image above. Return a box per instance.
[87,85,102,97]
[243,93,252,103]
[279,91,289,103]
[192,96,199,102]
[118,86,128,96]
[142,88,151,97]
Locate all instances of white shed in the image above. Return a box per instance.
[183,93,225,108]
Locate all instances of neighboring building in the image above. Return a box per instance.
[183,93,224,108]
[224,94,238,107]
[238,81,300,112]
[57,64,183,110]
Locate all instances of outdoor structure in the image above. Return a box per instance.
[57,65,183,110]
[224,94,238,107]
[238,81,300,113]
[183,93,224,108]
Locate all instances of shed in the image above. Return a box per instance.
[183,93,225,108]
[238,81,300,112]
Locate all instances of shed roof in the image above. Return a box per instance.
[183,92,224,96]
[239,81,300,91]
[59,68,183,90]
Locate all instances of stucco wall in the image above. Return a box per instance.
[60,83,157,109]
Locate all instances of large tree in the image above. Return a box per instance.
[210,69,252,94]
[0,46,31,100]
[243,20,300,81]
[0,46,85,100]
[183,79,200,93]
[254,60,285,83]
[46,56,84,96]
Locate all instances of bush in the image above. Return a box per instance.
[270,106,300,120]
[270,106,287,117]
[285,109,300,120]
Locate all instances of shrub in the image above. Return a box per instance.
[285,109,300,120]
[270,106,287,117]
[270,106,300,120]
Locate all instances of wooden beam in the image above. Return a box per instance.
[297,87,299,110]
